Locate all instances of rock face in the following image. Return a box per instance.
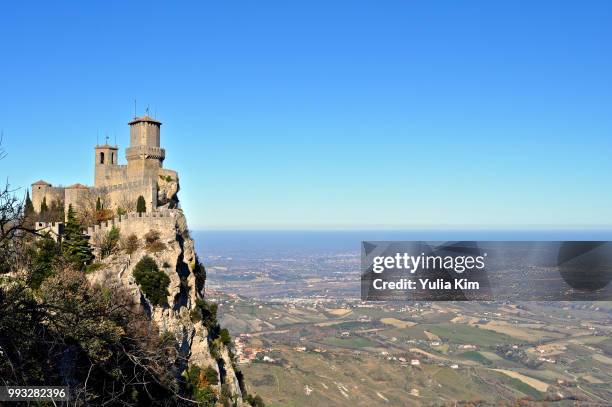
[88,209,244,405]
[157,175,180,208]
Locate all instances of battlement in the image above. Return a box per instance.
[86,209,180,239]
[35,221,64,242]
[125,145,166,161]
[92,178,155,194]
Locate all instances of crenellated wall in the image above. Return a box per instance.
[32,178,158,222]
[86,208,179,239]
[93,178,157,212]
[35,221,64,242]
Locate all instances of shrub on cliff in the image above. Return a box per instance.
[132,255,170,306]
[204,366,219,385]
[184,364,219,387]
[100,226,120,258]
[183,365,217,406]
[194,260,206,293]
[122,233,139,254]
[245,394,266,407]
[219,328,232,347]
[191,299,218,329]
[144,229,166,252]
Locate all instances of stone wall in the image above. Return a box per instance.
[32,178,158,221]
[64,187,90,215]
[95,163,128,188]
[93,178,157,213]
[32,185,64,213]
[87,209,179,240]
[34,221,64,242]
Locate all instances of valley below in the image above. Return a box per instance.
[196,233,612,406]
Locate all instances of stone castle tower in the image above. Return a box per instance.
[126,116,165,181]
[32,115,179,220]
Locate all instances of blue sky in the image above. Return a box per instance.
[1,1,611,229]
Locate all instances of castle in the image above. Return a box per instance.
[32,115,180,224]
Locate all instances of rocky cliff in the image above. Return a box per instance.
[88,209,246,406]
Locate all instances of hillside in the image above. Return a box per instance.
[88,208,248,405]
[0,199,261,406]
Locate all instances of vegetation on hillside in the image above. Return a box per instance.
[184,365,218,406]
[0,140,261,405]
[62,204,94,268]
[144,229,166,252]
[132,255,170,306]
[27,232,60,288]
[0,181,187,405]
[122,233,140,254]
[100,226,120,258]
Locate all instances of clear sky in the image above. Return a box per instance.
[1,1,611,229]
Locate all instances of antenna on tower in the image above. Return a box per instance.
[96,130,99,145]
[134,99,137,118]
[114,133,117,146]
[145,105,150,116]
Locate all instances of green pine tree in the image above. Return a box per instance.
[29,233,60,289]
[25,191,35,216]
[62,204,94,268]
[23,191,36,228]
[96,196,102,211]
[136,195,146,214]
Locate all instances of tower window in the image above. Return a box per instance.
[100,152,105,164]
[111,152,114,164]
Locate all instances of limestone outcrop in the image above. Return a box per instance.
[88,209,245,405]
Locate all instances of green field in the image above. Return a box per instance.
[459,350,492,365]
[424,323,519,347]
[322,336,378,349]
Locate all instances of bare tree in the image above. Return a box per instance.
[0,142,39,273]
[77,190,113,227]
[116,193,136,215]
